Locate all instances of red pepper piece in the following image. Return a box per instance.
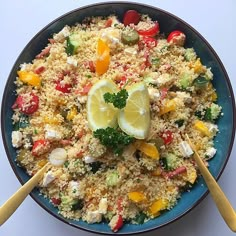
[160,130,173,145]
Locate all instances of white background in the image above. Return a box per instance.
[0,1,235,236]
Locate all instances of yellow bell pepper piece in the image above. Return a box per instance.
[128,191,146,203]
[193,58,206,74]
[66,106,78,121]
[210,91,217,102]
[43,116,61,125]
[134,141,160,159]
[151,166,162,176]
[96,39,110,75]
[148,199,168,217]
[193,120,211,137]
[37,159,48,168]
[17,70,41,87]
[159,99,176,115]
[187,168,197,184]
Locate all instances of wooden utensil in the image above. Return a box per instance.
[0,163,49,226]
[185,134,236,232]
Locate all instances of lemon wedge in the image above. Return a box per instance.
[118,82,150,139]
[87,79,118,131]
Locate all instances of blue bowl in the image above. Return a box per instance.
[1,2,236,234]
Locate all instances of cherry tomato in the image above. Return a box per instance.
[32,139,50,157]
[137,22,159,37]
[160,130,173,145]
[123,10,141,26]
[142,36,158,48]
[111,215,124,232]
[167,30,186,46]
[15,93,39,115]
[55,81,72,93]
[51,197,61,206]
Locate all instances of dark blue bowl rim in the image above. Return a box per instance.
[1,1,236,235]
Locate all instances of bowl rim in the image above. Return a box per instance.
[1,1,236,235]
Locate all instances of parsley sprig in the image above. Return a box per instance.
[103,89,128,109]
[93,127,134,155]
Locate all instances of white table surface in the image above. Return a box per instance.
[0,0,235,235]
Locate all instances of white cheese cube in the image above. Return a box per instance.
[84,155,96,164]
[86,210,102,224]
[205,147,217,160]
[67,57,78,67]
[68,180,80,197]
[98,198,108,214]
[179,141,194,157]
[12,131,23,148]
[45,125,62,141]
[42,171,55,187]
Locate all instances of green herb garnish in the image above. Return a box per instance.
[93,127,134,155]
[103,89,128,109]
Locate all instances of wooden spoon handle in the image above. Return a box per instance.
[186,135,236,232]
[0,164,48,226]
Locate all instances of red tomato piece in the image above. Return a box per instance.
[88,61,95,73]
[137,22,159,37]
[160,130,173,145]
[32,139,50,157]
[160,87,168,100]
[79,83,92,96]
[34,66,45,74]
[105,18,113,28]
[15,93,39,115]
[55,81,72,93]
[123,10,141,26]
[142,36,158,48]
[51,197,61,206]
[167,30,186,46]
[111,215,124,232]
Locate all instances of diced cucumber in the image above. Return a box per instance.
[121,29,139,45]
[160,153,179,170]
[193,76,208,89]
[179,73,192,89]
[134,212,146,224]
[184,48,197,61]
[66,34,81,55]
[210,103,221,120]
[106,170,119,186]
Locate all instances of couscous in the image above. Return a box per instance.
[11,10,222,232]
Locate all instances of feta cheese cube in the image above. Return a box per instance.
[45,124,62,141]
[205,147,217,160]
[86,210,102,224]
[179,141,194,157]
[68,180,80,197]
[98,198,108,214]
[42,171,55,187]
[67,57,78,67]
[84,155,96,164]
[12,131,23,148]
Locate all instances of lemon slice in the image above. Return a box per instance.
[118,82,150,139]
[87,79,119,131]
